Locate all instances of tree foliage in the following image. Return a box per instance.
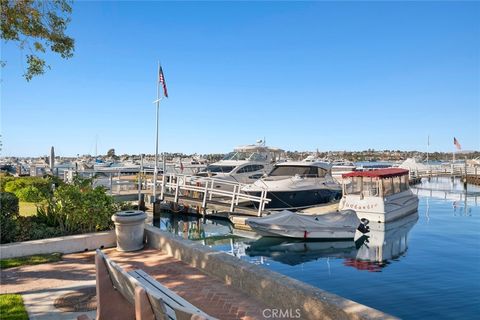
[0,0,74,80]
[107,148,116,158]
[3,176,54,202]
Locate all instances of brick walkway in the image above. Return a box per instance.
[1,248,268,320]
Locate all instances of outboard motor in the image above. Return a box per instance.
[357,218,370,234]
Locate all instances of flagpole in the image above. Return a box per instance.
[153,62,161,202]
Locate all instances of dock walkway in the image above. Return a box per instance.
[1,249,268,319]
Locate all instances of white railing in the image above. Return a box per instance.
[150,173,270,216]
[409,166,479,179]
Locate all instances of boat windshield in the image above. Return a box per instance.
[223,152,250,161]
[345,177,380,196]
[204,165,236,173]
[269,166,327,177]
[382,175,410,196]
[223,152,267,161]
[344,175,409,196]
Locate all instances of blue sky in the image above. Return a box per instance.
[2,1,479,157]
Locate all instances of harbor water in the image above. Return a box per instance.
[153,177,480,319]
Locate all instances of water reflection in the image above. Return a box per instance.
[348,212,418,271]
[246,238,357,266]
[153,210,419,272]
[153,213,233,242]
[410,177,479,215]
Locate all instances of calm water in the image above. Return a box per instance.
[153,177,480,319]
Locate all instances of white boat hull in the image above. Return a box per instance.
[339,190,419,223]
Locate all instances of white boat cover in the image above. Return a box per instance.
[247,209,360,238]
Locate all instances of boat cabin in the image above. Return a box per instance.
[341,168,410,198]
[267,162,331,178]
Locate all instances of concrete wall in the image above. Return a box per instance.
[145,225,397,320]
[0,230,116,259]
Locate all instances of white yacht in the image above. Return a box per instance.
[196,141,284,187]
[242,161,342,210]
[339,168,419,223]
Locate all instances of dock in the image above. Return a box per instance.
[408,165,480,185]
[110,173,273,229]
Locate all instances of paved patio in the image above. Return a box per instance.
[1,248,269,319]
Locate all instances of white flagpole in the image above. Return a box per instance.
[153,62,162,201]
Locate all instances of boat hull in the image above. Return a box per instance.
[246,189,342,210]
[251,227,355,239]
[339,192,419,223]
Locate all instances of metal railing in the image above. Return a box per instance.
[409,166,479,179]
[151,173,271,216]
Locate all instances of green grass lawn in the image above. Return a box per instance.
[18,202,37,217]
[0,294,29,320]
[0,253,62,270]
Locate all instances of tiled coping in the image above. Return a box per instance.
[145,225,398,320]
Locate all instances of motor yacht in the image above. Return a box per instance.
[339,168,419,223]
[242,161,342,209]
[196,141,284,188]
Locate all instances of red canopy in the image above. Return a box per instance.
[342,168,409,178]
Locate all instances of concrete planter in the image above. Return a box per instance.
[0,230,116,259]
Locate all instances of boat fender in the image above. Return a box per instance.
[303,230,308,239]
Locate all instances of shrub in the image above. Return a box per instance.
[15,217,63,242]
[0,192,19,244]
[0,176,118,243]
[36,176,116,234]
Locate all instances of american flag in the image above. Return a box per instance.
[158,66,168,98]
[453,137,461,150]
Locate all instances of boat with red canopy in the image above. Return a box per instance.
[338,168,419,223]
